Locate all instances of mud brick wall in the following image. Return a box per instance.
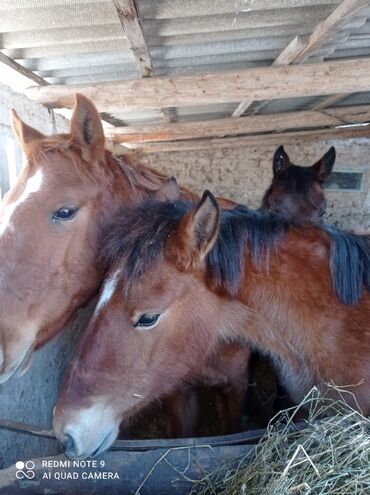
[143,138,370,231]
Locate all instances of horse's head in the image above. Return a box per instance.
[0,95,125,383]
[53,191,245,459]
[261,145,336,223]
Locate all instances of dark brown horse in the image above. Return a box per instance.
[54,189,370,459]
[261,145,336,223]
[0,94,249,437]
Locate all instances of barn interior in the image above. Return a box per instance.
[0,0,370,475]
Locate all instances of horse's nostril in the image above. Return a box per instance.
[62,434,76,456]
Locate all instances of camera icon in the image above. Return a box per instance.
[15,460,35,480]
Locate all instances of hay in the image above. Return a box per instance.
[191,384,370,495]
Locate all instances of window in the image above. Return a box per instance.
[324,171,364,192]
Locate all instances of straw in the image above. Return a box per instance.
[191,384,370,495]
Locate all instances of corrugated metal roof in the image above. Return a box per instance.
[1,0,370,126]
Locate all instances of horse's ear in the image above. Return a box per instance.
[311,146,336,182]
[11,110,45,151]
[273,145,290,175]
[154,177,180,201]
[70,93,105,161]
[171,190,220,269]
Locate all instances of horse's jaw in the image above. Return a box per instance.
[0,341,34,385]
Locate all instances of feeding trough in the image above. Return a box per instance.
[1,386,369,494]
[0,419,265,495]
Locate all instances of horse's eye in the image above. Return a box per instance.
[134,313,161,329]
[52,207,78,222]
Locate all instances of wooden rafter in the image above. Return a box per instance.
[126,126,370,154]
[232,35,308,117]
[296,0,369,109]
[107,105,370,144]
[112,1,185,126]
[272,35,310,66]
[0,50,119,151]
[232,0,369,117]
[113,0,153,77]
[0,52,49,86]
[291,0,369,64]
[25,58,370,113]
[311,93,349,111]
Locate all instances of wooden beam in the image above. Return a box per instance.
[311,93,348,110]
[296,0,370,111]
[108,105,370,143]
[0,52,49,86]
[231,99,254,118]
[25,58,370,113]
[232,1,368,117]
[272,35,310,66]
[113,0,153,77]
[291,0,369,64]
[231,36,309,117]
[127,126,370,154]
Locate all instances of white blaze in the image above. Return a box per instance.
[95,269,121,314]
[0,169,43,237]
[55,402,119,459]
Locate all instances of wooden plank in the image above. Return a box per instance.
[231,36,309,117]
[24,58,370,113]
[0,52,49,86]
[231,99,255,118]
[247,100,269,116]
[113,0,153,77]
[292,0,369,64]
[108,105,370,143]
[311,93,348,110]
[232,1,368,117]
[127,126,370,154]
[295,1,370,110]
[272,34,310,66]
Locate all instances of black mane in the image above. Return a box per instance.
[323,225,370,304]
[101,200,370,305]
[102,200,190,282]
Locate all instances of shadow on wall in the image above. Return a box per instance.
[0,300,96,469]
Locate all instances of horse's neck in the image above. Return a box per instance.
[111,153,198,203]
[225,274,320,402]
[236,248,327,370]
[108,153,164,207]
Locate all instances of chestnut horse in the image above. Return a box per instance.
[0,94,249,437]
[0,93,186,383]
[54,189,370,459]
[261,145,335,223]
